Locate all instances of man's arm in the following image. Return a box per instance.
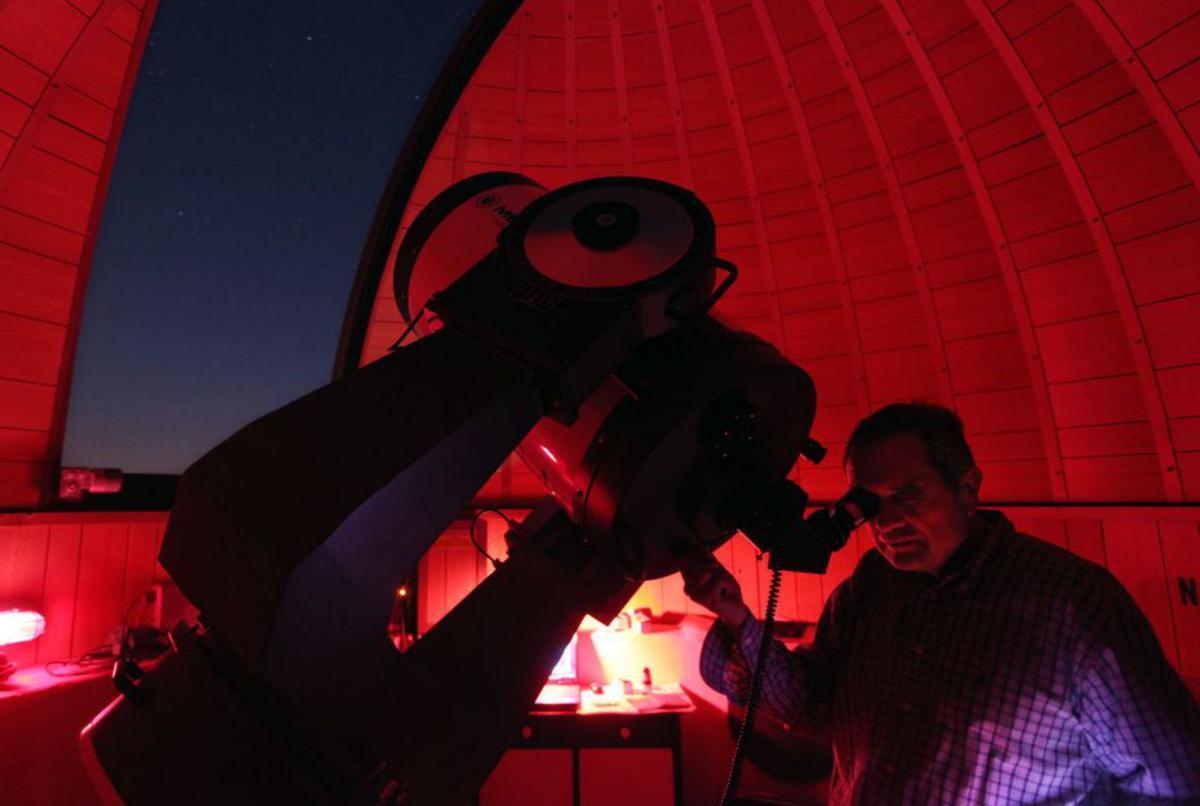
[1073,576,1200,798]
[684,552,842,733]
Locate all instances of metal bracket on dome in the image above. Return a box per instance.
[666,257,739,320]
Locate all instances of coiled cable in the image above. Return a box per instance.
[719,567,783,806]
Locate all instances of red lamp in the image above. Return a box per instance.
[0,609,46,679]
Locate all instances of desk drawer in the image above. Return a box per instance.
[516,713,679,748]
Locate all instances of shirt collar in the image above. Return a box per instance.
[926,509,1010,591]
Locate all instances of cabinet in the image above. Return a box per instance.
[480,712,683,806]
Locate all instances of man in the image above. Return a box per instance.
[684,403,1200,802]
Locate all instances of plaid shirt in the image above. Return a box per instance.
[701,510,1200,803]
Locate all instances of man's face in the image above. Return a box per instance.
[846,432,980,575]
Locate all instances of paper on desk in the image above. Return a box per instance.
[626,682,691,711]
[580,688,636,713]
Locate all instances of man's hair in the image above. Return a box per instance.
[843,402,976,490]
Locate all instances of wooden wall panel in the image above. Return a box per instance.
[1007,515,1066,548]
[38,523,83,665]
[417,505,1200,690]
[1065,518,1106,567]
[416,538,449,635]
[0,504,1194,692]
[0,523,49,668]
[0,512,167,672]
[1103,519,1180,667]
[70,523,128,658]
[1159,519,1200,678]
[121,519,164,618]
[416,520,489,635]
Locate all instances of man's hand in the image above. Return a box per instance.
[680,551,751,629]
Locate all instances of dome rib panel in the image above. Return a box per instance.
[809,0,957,410]
[0,3,114,197]
[651,2,696,187]
[880,0,1068,500]
[964,0,1183,501]
[751,0,872,426]
[451,92,474,182]
[342,0,1200,504]
[607,0,635,173]
[514,8,531,171]
[698,0,788,349]
[566,0,578,177]
[1080,0,1200,192]
[0,0,158,509]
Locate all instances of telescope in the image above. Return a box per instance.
[82,173,869,803]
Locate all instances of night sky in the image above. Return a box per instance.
[63,0,484,474]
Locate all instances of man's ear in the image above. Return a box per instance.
[959,466,982,513]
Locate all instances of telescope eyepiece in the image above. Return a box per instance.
[709,478,879,573]
[805,486,880,553]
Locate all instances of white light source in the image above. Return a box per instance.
[0,609,46,647]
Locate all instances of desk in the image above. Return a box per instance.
[0,666,116,805]
[482,700,693,806]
